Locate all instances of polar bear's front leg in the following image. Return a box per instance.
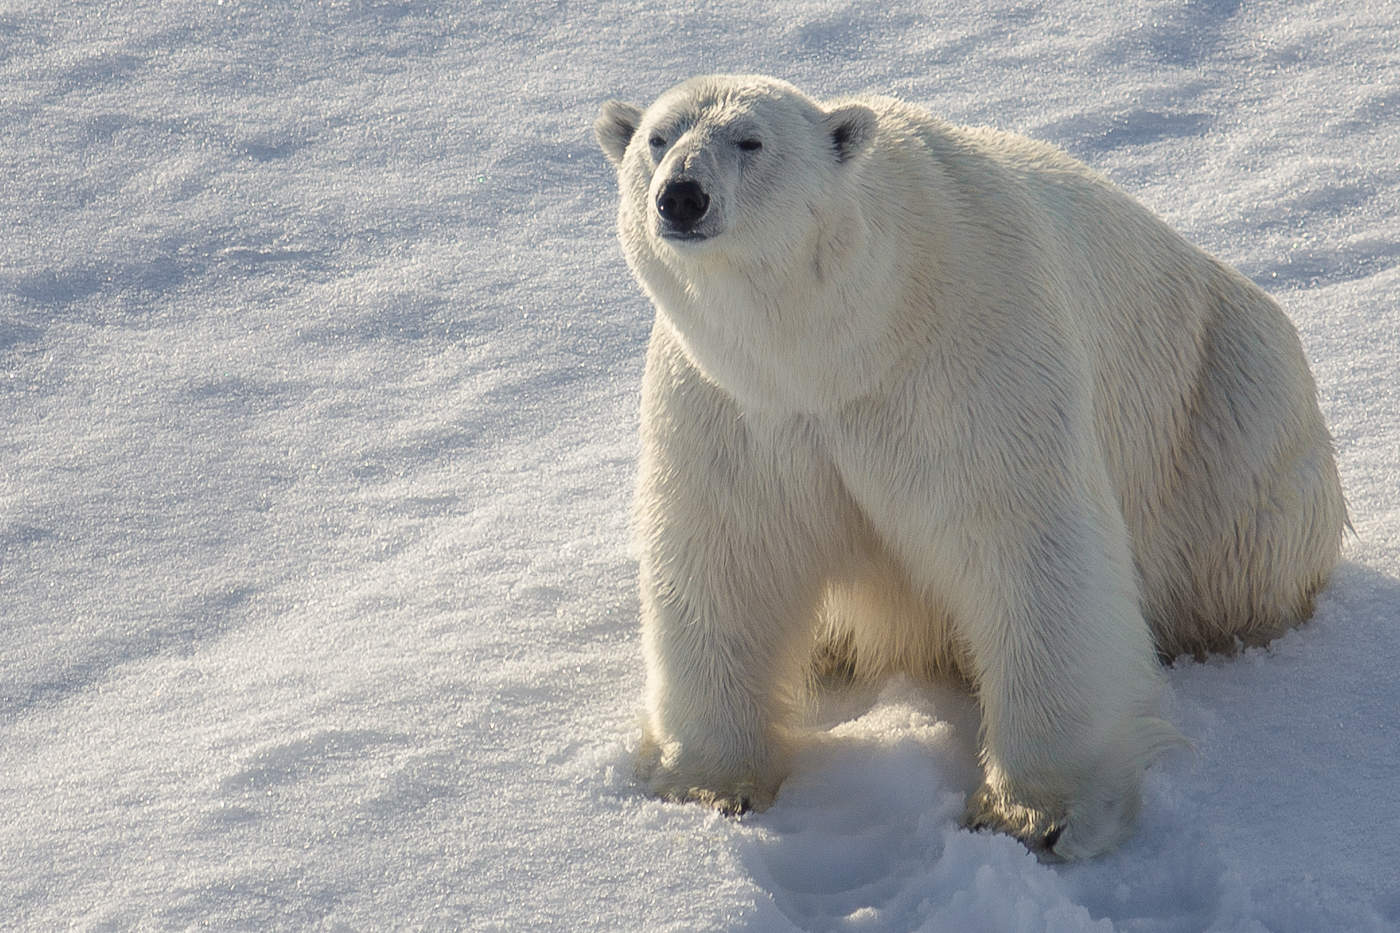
[952,503,1183,859]
[635,547,821,814]
[632,328,846,814]
[634,484,831,813]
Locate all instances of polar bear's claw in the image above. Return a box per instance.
[670,784,765,817]
[962,782,1070,859]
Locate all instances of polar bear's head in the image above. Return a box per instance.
[594,76,897,412]
[594,75,876,261]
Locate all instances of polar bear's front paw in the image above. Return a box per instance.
[964,776,1147,861]
[635,735,778,816]
[962,782,1067,860]
[672,782,771,816]
[644,771,775,816]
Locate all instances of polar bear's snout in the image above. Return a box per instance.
[656,178,711,238]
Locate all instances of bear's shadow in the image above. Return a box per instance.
[730,559,1399,931]
[731,675,987,928]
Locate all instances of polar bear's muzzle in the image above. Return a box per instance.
[656,177,712,241]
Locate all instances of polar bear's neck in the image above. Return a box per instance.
[643,194,911,415]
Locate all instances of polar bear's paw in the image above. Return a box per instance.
[635,735,778,816]
[644,773,776,816]
[962,783,1067,860]
[674,783,771,816]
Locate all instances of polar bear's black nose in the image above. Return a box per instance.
[657,179,710,229]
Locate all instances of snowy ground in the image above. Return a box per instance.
[2,1,1397,930]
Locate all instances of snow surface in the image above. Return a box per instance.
[2,1,1397,930]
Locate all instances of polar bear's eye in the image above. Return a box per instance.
[738,138,763,152]
[648,135,667,149]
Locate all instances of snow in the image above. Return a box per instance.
[2,0,1396,929]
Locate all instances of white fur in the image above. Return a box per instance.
[595,75,1346,858]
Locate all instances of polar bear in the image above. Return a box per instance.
[594,75,1346,859]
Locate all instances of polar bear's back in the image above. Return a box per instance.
[862,101,1346,655]
[1023,156,1344,655]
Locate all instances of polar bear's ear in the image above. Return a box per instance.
[823,103,877,164]
[595,100,644,166]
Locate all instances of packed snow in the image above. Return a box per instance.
[2,1,1397,930]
